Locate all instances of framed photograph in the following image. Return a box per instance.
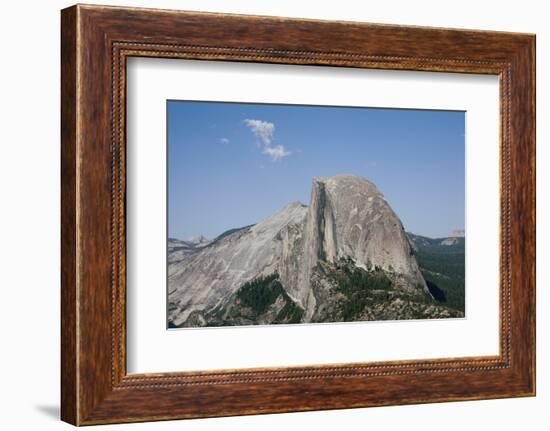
[61,4,535,425]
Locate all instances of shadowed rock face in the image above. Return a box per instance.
[168,174,430,327]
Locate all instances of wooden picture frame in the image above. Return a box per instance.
[61,4,535,425]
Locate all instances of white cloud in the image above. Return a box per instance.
[263,145,291,161]
[243,119,275,146]
[243,118,290,162]
[219,137,230,144]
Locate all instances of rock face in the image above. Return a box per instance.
[168,175,441,327]
[168,202,308,325]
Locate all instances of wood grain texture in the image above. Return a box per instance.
[60,4,536,425]
[60,5,78,425]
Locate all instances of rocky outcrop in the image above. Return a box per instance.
[168,202,308,325]
[168,175,436,327]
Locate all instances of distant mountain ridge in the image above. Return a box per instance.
[168,237,211,265]
[407,232,466,249]
[168,175,464,327]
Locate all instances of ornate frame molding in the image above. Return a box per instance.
[61,5,535,425]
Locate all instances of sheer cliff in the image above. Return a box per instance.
[168,175,461,328]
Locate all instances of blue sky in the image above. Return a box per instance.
[168,101,465,240]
